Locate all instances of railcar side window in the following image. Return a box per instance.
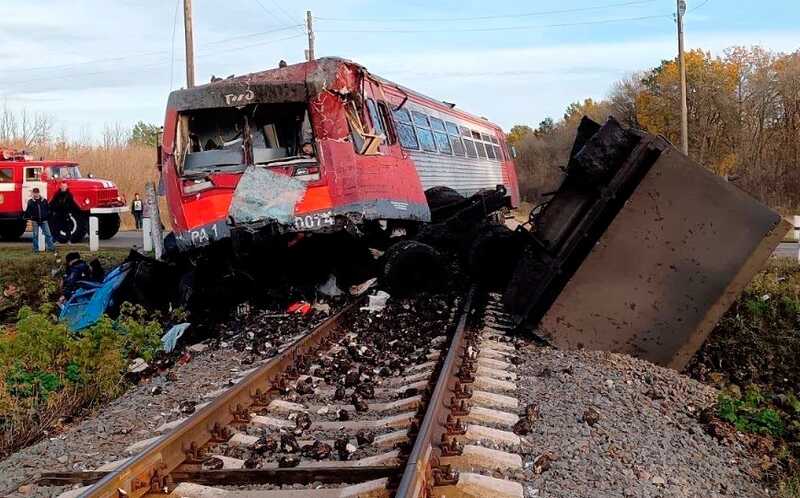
[485,142,496,159]
[472,131,487,159]
[494,145,502,160]
[366,99,385,137]
[460,126,477,158]
[446,121,465,156]
[481,134,496,160]
[377,101,396,144]
[429,117,451,154]
[0,168,12,182]
[411,111,437,153]
[393,109,419,149]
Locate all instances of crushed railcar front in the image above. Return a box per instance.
[160,58,431,253]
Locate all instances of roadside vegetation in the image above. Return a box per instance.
[688,258,800,495]
[0,248,168,458]
[510,46,800,216]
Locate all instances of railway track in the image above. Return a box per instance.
[46,290,524,498]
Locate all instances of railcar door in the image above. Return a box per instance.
[22,166,47,204]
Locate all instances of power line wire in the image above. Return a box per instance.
[252,0,305,33]
[318,14,672,34]
[169,0,181,91]
[316,0,658,23]
[0,34,305,88]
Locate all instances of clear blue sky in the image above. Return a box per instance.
[1,0,798,140]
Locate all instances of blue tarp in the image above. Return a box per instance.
[59,264,131,332]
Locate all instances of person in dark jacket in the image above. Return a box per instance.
[23,188,55,252]
[131,193,144,230]
[50,182,80,240]
[61,252,91,303]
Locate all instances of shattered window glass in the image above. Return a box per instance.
[412,111,430,128]
[416,128,437,152]
[460,126,471,138]
[434,131,452,154]
[397,123,419,149]
[490,136,499,145]
[464,139,477,158]
[429,117,446,132]
[450,136,466,156]
[393,108,412,124]
[494,145,503,160]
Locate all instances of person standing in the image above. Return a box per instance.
[131,193,144,230]
[23,188,55,252]
[50,181,80,241]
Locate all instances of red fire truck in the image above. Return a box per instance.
[158,57,518,254]
[0,149,127,242]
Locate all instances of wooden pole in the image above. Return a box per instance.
[677,0,688,155]
[306,10,315,61]
[183,0,195,88]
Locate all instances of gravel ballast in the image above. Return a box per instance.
[511,345,768,498]
[0,333,772,498]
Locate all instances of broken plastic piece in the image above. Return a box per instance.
[161,323,191,353]
[350,278,377,296]
[287,301,312,315]
[361,291,390,313]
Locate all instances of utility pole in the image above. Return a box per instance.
[306,10,315,61]
[183,0,196,88]
[676,0,688,155]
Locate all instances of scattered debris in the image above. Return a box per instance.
[361,291,390,313]
[161,323,190,353]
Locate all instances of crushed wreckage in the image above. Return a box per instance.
[59,57,787,370]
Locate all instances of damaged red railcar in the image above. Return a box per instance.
[159,57,519,252]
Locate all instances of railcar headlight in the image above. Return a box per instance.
[84,198,90,205]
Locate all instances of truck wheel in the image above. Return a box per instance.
[97,213,121,240]
[381,240,443,296]
[52,212,88,243]
[0,220,27,241]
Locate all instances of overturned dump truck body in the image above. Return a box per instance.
[506,117,789,369]
[159,57,518,254]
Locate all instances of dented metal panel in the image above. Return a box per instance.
[538,148,789,369]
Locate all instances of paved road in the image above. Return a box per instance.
[3,231,799,259]
[774,242,798,260]
[2,230,143,251]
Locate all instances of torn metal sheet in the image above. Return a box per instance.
[537,146,789,369]
[228,166,306,225]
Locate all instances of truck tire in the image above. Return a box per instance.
[0,220,27,241]
[51,212,88,243]
[381,240,443,296]
[97,213,121,240]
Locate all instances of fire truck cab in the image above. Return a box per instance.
[0,148,128,242]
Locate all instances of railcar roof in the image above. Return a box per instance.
[166,57,503,131]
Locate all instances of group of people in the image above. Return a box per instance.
[23,184,145,253]
[23,182,78,252]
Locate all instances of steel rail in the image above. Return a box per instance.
[394,287,474,498]
[80,300,361,498]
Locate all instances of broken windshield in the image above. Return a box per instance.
[177,103,313,176]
